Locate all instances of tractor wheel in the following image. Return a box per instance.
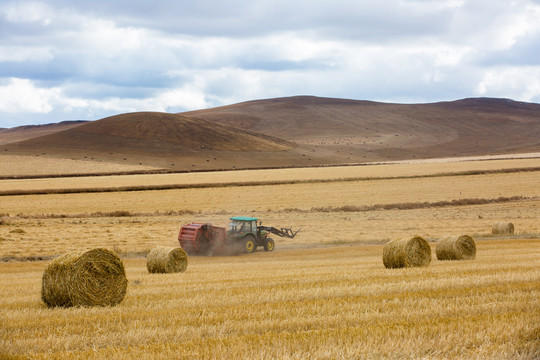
[264,238,275,251]
[244,236,256,253]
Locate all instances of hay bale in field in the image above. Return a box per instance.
[41,248,127,308]
[492,222,514,235]
[436,235,476,261]
[146,246,188,274]
[383,236,431,269]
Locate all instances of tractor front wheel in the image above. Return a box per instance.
[244,236,256,253]
[264,238,275,251]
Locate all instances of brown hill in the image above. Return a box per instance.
[2,97,540,172]
[2,112,297,170]
[0,121,87,145]
[6,112,292,151]
[182,96,540,160]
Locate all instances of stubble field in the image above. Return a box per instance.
[1,158,539,359]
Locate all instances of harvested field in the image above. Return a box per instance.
[2,157,540,192]
[1,158,539,358]
[1,170,540,216]
[0,154,156,177]
[1,197,540,260]
[1,240,539,359]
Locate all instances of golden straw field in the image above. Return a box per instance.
[2,169,540,216]
[2,157,540,193]
[0,154,158,177]
[1,158,540,359]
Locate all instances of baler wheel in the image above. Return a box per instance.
[263,238,275,251]
[244,236,256,253]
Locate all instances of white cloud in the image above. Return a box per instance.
[1,1,53,26]
[431,46,473,67]
[78,19,148,57]
[0,78,59,113]
[0,77,209,122]
[1,0,540,127]
[475,66,540,101]
[0,46,53,62]
[154,87,209,112]
[79,86,210,115]
[497,3,540,49]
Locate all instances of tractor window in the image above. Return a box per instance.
[229,221,241,232]
[241,221,251,232]
[229,220,256,233]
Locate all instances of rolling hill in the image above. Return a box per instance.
[2,96,540,172]
[17,112,292,151]
[0,120,87,145]
[1,112,298,170]
[182,96,540,161]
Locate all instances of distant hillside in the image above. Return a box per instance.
[2,112,299,170]
[2,96,540,172]
[0,120,87,145]
[5,112,292,152]
[182,96,540,160]
[183,96,540,138]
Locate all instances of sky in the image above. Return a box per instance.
[1,0,540,128]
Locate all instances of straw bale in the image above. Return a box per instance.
[383,236,431,269]
[146,246,188,273]
[492,222,514,235]
[436,235,476,260]
[41,248,127,307]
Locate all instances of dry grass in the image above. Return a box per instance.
[1,159,539,358]
[0,193,535,260]
[1,199,540,260]
[0,154,156,176]
[2,157,540,192]
[1,240,538,359]
[1,170,540,217]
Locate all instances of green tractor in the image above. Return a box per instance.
[227,216,301,253]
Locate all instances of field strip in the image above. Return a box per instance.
[2,152,540,180]
[1,156,540,186]
[1,240,539,359]
[1,165,540,196]
[3,195,533,219]
[2,171,540,216]
[0,154,157,177]
[2,199,540,259]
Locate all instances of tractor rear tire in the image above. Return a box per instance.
[244,236,256,253]
[264,238,275,251]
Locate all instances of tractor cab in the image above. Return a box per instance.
[228,216,258,239]
[227,216,271,253]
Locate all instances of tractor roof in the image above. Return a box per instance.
[230,216,258,221]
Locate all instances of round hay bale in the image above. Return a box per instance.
[436,235,476,261]
[146,246,188,274]
[383,236,431,269]
[41,248,127,308]
[492,222,514,235]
